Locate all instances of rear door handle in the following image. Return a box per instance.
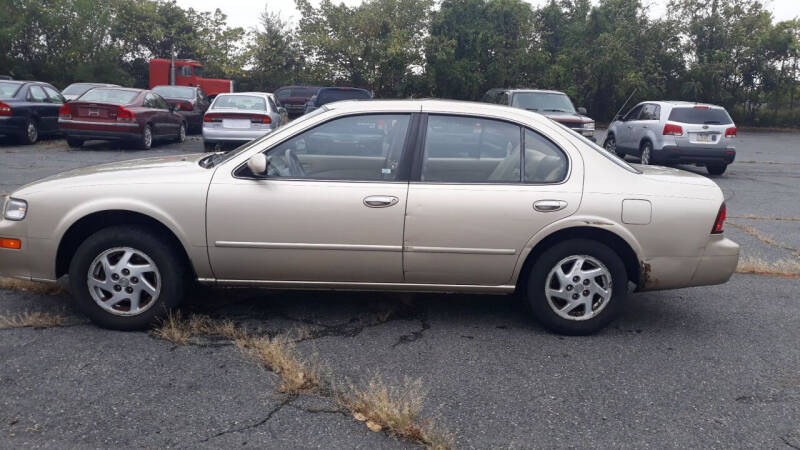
[534,200,567,212]
[364,195,399,208]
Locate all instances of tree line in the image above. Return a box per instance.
[1,0,798,125]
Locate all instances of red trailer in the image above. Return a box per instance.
[148,59,233,98]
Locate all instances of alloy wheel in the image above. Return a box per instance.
[179,123,186,142]
[87,247,161,316]
[27,122,38,143]
[143,127,152,148]
[544,255,612,321]
[641,144,651,165]
[604,136,621,157]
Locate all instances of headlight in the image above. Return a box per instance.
[583,122,595,129]
[3,198,28,221]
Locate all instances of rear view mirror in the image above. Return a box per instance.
[247,153,268,176]
[577,107,587,115]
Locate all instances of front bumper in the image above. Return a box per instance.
[658,145,736,165]
[0,211,30,280]
[202,126,274,144]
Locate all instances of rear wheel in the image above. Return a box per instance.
[639,141,653,165]
[138,125,153,150]
[176,122,186,143]
[66,137,83,148]
[18,119,39,145]
[707,163,727,175]
[68,225,186,330]
[526,239,628,335]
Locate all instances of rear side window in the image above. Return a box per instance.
[0,82,20,98]
[317,89,371,106]
[524,129,568,183]
[80,89,139,104]
[668,107,732,125]
[212,95,266,111]
[43,86,64,103]
[640,104,660,120]
[28,86,47,102]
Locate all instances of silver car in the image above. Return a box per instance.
[604,101,737,175]
[202,92,288,149]
[0,100,739,335]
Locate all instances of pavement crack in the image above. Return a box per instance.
[391,311,431,348]
[198,395,294,443]
[782,434,800,450]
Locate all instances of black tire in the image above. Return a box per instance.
[603,134,624,157]
[707,163,727,175]
[68,225,187,330]
[639,141,653,165]
[18,118,39,145]
[526,239,628,335]
[66,137,83,148]
[203,141,218,151]
[176,122,186,143]
[138,124,153,150]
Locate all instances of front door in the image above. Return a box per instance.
[403,114,583,285]
[206,113,413,283]
[618,104,643,151]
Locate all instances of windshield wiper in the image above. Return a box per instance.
[543,109,568,112]
[524,108,539,111]
[703,121,721,124]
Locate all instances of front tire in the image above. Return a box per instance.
[66,137,83,148]
[603,134,624,157]
[176,122,186,143]
[68,226,187,330]
[707,163,727,175]
[138,125,153,150]
[526,239,628,335]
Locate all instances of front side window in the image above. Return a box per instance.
[264,114,410,181]
[421,115,521,183]
[624,105,643,121]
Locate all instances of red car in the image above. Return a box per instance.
[58,88,186,149]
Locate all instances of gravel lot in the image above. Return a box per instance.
[1,130,799,448]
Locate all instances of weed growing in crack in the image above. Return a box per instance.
[736,255,800,278]
[0,311,65,329]
[235,334,322,394]
[150,312,247,345]
[728,222,800,256]
[0,277,63,295]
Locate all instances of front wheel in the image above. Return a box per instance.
[707,163,727,175]
[68,226,186,330]
[66,137,83,148]
[137,125,153,150]
[526,239,628,335]
[176,122,186,143]
[603,134,624,157]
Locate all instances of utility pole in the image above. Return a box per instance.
[170,44,176,86]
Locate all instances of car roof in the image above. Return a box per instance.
[216,92,272,98]
[640,100,725,109]
[318,87,369,92]
[505,89,568,95]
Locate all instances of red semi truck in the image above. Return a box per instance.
[148,59,234,98]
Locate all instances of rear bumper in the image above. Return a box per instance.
[59,119,141,141]
[639,234,739,291]
[0,116,26,135]
[658,145,736,165]
[202,126,274,144]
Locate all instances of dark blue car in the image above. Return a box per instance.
[304,87,372,114]
[0,80,65,144]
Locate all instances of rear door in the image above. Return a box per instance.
[403,113,583,286]
[669,106,734,149]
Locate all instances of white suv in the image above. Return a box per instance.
[603,101,736,175]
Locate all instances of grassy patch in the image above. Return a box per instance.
[0,311,64,329]
[728,222,800,257]
[729,214,800,222]
[0,277,63,295]
[736,256,800,278]
[236,334,322,394]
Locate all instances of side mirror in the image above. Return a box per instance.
[577,107,587,115]
[247,153,268,176]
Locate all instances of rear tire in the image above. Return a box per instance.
[639,141,653,165]
[18,119,39,145]
[138,125,153,150]
[68,225,187,330]
[66,137,83,148]
[707,163,727,175]
[526,239,627,335]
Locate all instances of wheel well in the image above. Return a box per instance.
[516,226,641,291]
[639,138,652,150]
[55,210,196,280]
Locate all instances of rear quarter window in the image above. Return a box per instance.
[668,107,733,125]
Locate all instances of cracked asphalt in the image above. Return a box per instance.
[2,130,800,448]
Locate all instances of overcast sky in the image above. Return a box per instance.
[176,0,799,30]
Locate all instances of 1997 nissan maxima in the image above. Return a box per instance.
[0,100,739,334]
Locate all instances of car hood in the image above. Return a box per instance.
[13,153,214,196]
[543,111,593,124]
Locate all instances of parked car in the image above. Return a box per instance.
[58,87,186,149]
[61,83,119,102]
[202,92,288,150]
[304,87,371,114]
[0,75,12,81]
[275,85,320,117]
[0,100,739,334]
[0,80,65,144]
[484,89,596,141]
[604,101,737,175]
[152,85,210,134]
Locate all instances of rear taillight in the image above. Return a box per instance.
[251,115,271,124]
[116,106,135,122]
[203,113,219,123]
[180,102,193,111]
[58,104,71,120]
[663,123,683,136]
[0,102,11,116]
[725,127,737,137]
[711,203,726,234]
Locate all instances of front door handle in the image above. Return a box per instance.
[364,195,399,208]
[534,200,567,212]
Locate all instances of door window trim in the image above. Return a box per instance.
[232,112,420,183]
[409,113,571,186]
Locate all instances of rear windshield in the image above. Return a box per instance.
[668,107,733,125]
[78,89,139,104]
[317,89,371,106]
[0,82,21,98]
[152,85,195,99]
[63,83,102,95]
[212,95,266,111]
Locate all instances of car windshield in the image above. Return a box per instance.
[62,83,100,95]
[668,107,733,125]
[212,95,266,111]
[200,106,330,168]
[78,89,138,104]
[512,92,576,113]
[316,89,371,106]
[153,86,195,99]
[291,87,317,97]
[0,82,21,98]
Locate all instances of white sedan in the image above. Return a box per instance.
[0,100,739,334]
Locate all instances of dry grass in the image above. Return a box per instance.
[736,256,800,278]
[339,373,455,449]
[0,277,63,295]
[150,312,246,345]
[236,334,322,393]
[728,222,800,257]
[729,214,800,222]
[0,311,64,329]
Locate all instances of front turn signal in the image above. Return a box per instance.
[0,238,22,249]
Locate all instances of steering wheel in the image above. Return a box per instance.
[285,149,306,177]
